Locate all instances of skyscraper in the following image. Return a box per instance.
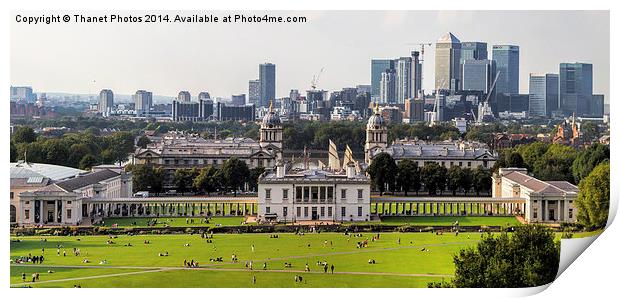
[492,45,520,94]
[379,69,396,104]
[178,91,191,102]
[560,62,593,117]
[395,56,412,103]
[462,59,496,94]
[259,63,276,107]
[133,90,153,117]
[528,73,559,117]
[371,59,395,102]
[248,79,261,105]
[98,89,114,117]
[459,42,487,89]
[411,51,423,99]
[198,91,211,100]
[435,32,461,92]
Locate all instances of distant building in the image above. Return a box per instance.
[560,62,593,117]
[460,42,488,89]
[134,90,153,117]
[231,94,246,106]
[177,91,191,102]
[493,168,578,223]
[405,98,425,123]
[99,89,114,117]
[248,79,260,105]
[553,118,582,147]
[10,86,36,102]
[259,63,276,108]
[198,91,211,100]
[379,69,396,104]
[435,32,461,92]
[492,45,520,94]
[497,93,529,113]
[590,94,604,118]
[528,73,559,117]
[380,106,402,124]
[217,102,255,122]
[371,59,395,102]
[462,59,496,94]
[395,56,412,104]
[172,99,213,122]
[452,118,467,133]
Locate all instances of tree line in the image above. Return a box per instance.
[127,158,264,196]
[366,153,492,196]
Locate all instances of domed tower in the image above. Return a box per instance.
[260,101,283,158]
[365,103,388,164]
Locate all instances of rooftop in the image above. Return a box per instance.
[10,162,86,181]
[437,32,460,44]
[55,169,121,192]
[501,169,578,195]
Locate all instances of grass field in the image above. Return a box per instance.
[94,216,251,228]
[10,230,601,288]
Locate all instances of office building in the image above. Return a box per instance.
[379,69,396,104]
[405,98,425,123]
[172,99,213,122]
[133,90,153,117]
[231,94,246,106]
[528,73,559,117]
[462,59,496,94]
[178,91,191,102]
[411,51,423,98]
[560,62,593,117]
[217,102,255,122]
[492,45,520,94]
[10,86,36,102]
[371,59,395,102]
[248,79,261,105]
[590,94,604,118]
[497,93,529,113]
[198,91,211,100]
[395,56,412,103]
[435,32,461,92]
[98,89,114,117]
[259,63,276,107]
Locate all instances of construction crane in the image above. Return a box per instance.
[310,67,325,90]
[477,71,501,124]
[405,42,432,62]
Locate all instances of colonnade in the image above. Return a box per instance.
[370,201,525,216]
[86,202,258,219]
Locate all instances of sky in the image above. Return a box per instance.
[11,10,610,102]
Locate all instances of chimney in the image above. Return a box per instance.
[276,159,286,178]
[346,162,356,178]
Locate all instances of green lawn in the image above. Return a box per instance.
[379,216,521,227]
[94,216,252,228]
[10,232,475,287]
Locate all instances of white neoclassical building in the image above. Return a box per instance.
[492,168,579,223]
[257,161,371,223]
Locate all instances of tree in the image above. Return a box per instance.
[130,164,165,195]
[421,162,447,196]
[12,126,37,143]
[107,132,136,164]
[248,166,265,192]
[473,166,492,196]
[173,168,199,193]
[396,159,419,196]
[516,142,549,171]
[366,153,397,195]
[79,154,98,170]
[532,144,577,183]
[221,158,250,196]
[572,143,609,184]
[10,141,17,162]
[447,166,464,196]
[193,166,220,195]
[136,135,151,149]
[460,168,474,196]
[449,225,559,288]
[575,162,610,230]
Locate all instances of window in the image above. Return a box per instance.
[10,192,14,199]
[467,162,472,167]
[296,186,302,202]
[320,187,326,202]
[283,207,288,217]
[533,208,538,219]
[297,207,301,217]
[341,207,346,217]
[569,209,573,219]
[327,187,334,201]
[67,209,72,219]
[304,207,308,217]
[25,210,30,220]
[357,189,363,199]
[358,206,362,217]
[67,201,72,205]
[303,187,309,202]
[311,186,319,202]
[328,207,332,217]
[459,162,463,166]
[282,189,288,199]
[341,189,347,199]
[265,189,271,199]
[265,207,271,213]
[320,207,325,217]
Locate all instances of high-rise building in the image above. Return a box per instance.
[217,102,255,121]
[462,59,496,94]
[177,91,191,102]
[395,57,412,104]
[435,32,461,92]
[492,45,520,94]
[259,63,276,108]
[198,92,211,100]
[379,69,396,104]
[10,86,36,102]
[98,89,114,117]
[133,90,153,117]
[528,73,559,117]
[459,42,488,89]
[404,98,425,123]
[231,94,246,106]
[590,94,604,118]
[172,99,213,122]
[411,51,423,99]
[248,79,260,105]
[371,59,395,102]
[559,62,593,117]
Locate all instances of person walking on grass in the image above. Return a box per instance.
[331,264,334,274]
[252,275,256,284]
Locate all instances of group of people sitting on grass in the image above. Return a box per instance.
[13,254,44,264]
[158,251,169,257]
[269,234,279,238]
[209,257,224,262]
[183,259,199,268]
[231,254,239,263]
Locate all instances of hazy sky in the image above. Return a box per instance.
[11,10,609,102]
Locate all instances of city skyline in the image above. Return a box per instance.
[11,11,609,102]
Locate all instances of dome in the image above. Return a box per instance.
[262,111,281,127]
[367,113,385,130]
